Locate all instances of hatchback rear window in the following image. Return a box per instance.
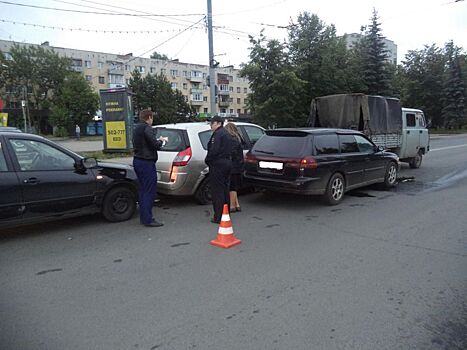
[252,132,310,158]
[154,128,188,152]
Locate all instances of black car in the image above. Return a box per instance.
[0,131,138,229]
[244,128,399,205]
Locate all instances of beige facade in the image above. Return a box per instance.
[344,33,398,65]
[0,39,251,117]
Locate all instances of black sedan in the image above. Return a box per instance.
[244,128,399,205]
[0,131,138,229]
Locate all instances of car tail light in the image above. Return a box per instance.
[172,147,192,166]
[245,153,257,163]
[170,166,178,182]
[300,156,317,169]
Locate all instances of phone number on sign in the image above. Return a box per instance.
[107,129,125,135]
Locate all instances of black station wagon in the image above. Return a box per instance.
[244,128,399,205]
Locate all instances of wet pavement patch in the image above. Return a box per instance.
[113,259,123,263]
[347,191,376,198]
[170,242,190,247]
[266,224,280,228]
[36,268,63,275]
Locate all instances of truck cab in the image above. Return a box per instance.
[399,108,430,168]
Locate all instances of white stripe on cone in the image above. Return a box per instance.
[221,214,230,221]
[218,226,234,235]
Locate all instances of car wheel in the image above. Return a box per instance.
[323,173,345,205]
[409,150,423,169]
[102,186,136,222]
[195,178,211,205]
[384,162,398,188]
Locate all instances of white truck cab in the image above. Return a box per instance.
[400,108,430,168]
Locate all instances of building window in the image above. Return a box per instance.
[98,76,105,84]
[98,61,104,69]
[84,60,92,68]
[125,64,131,71]
[203,96,208,102]
[150,67,156,73]
[229,97,233,103]
[161,68,166,75]
[192,93,203,101]
[219,84,229,92]
[204,108,208,113]
[202,73,207,79]
[191,70,202,78]
[237,98,241,104]
[182,83,188,89]
[229,86,233,92]
[229,109,234,113]
[237,109,241,114]
[170,69,178,76]
[236,87,241,93]
[171,82,177,90]
[85,75,92,81]
[243,87,248,93]
[136,66,145,73]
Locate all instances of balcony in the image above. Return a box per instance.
[108,68,124,75]
[218,89,230,96]
[219,100,230,107]
[190,99,204,105]
[190,88,203,94]
[71,66,83,72]
[189,75,203,83]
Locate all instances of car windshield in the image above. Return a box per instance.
[252,132,309,158]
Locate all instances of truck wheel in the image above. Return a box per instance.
[409,150,423,169]
[102,186,136,222]
[194,178,211,205]
[323,173,345,205]
[384,162,398,188]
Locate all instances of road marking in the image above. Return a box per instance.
[430,144,467,152]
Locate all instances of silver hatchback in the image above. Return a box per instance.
[153,122,265,204]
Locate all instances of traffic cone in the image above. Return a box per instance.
[210,204,241,249]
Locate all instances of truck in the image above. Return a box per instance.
[308,93,430,168]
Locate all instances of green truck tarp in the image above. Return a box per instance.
[308,94,402,135]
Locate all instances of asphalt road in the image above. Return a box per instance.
[1,135,466,350]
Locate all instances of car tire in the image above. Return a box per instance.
[323,173,345,205]
[194,178,211,205]
[384,162,398,188]
[409,150,423,169]
[102,186,136,222]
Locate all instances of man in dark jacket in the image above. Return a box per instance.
[205,116,233,224]
[132,109,168,227]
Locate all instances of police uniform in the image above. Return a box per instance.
[205,122,234,223]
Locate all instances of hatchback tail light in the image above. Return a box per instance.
[172,147,192,166]
[300,156,318,169]
[245,153,257,163]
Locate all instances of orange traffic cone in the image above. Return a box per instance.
[210,204,241,248]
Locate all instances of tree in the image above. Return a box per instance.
[150,51,170,60]
[50,73,99,136]
[241,32,305,127]
[0,44,72,130]
[399,45,446,127]
[442,41,465,128]
[128,70,194,124]
[361,9,392,95]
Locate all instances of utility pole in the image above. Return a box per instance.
[207,0,217,116]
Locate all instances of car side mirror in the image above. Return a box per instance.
[375,145,384,153]
[81,157,98,169]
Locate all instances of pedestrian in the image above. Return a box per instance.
[75,124,80,140]
[132,109,168,227]
[205,115,233,224]
[224,122,244,213]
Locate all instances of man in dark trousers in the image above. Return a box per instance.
[132,109,168,227]
[205,115,234,224]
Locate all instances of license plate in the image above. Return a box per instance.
[259,161,283,170]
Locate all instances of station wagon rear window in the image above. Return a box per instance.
[252,133,309,158]
[154,128,188,152]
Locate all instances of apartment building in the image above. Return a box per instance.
[343,33,398,65]
[0,39,251,117]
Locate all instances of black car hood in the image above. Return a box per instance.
[95,160,137,180]
[97,160,133,171]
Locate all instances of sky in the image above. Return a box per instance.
[0,0,466,68]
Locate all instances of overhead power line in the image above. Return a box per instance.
[0,1,204,17]
[0,18,192,34]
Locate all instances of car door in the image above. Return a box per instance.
[338,134,366,188]
[402,112,419,158]
[0,137,24,225]
[416,112,429,151]
[7,137,97,221]
[354,135,386,182]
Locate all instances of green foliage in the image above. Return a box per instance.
[51,73,99,133]
[150,51,170,60]
[0,43,72,130]
[49,105,69,136]
[241,32,305,128]
[128,70,194,124]
[442,41,465,128]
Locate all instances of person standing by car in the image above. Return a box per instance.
[205,116,233,224]
[132,109,168,227]
[225,122,244,213]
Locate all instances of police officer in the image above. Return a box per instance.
[205,116,234,224]
[132,109,168,227]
